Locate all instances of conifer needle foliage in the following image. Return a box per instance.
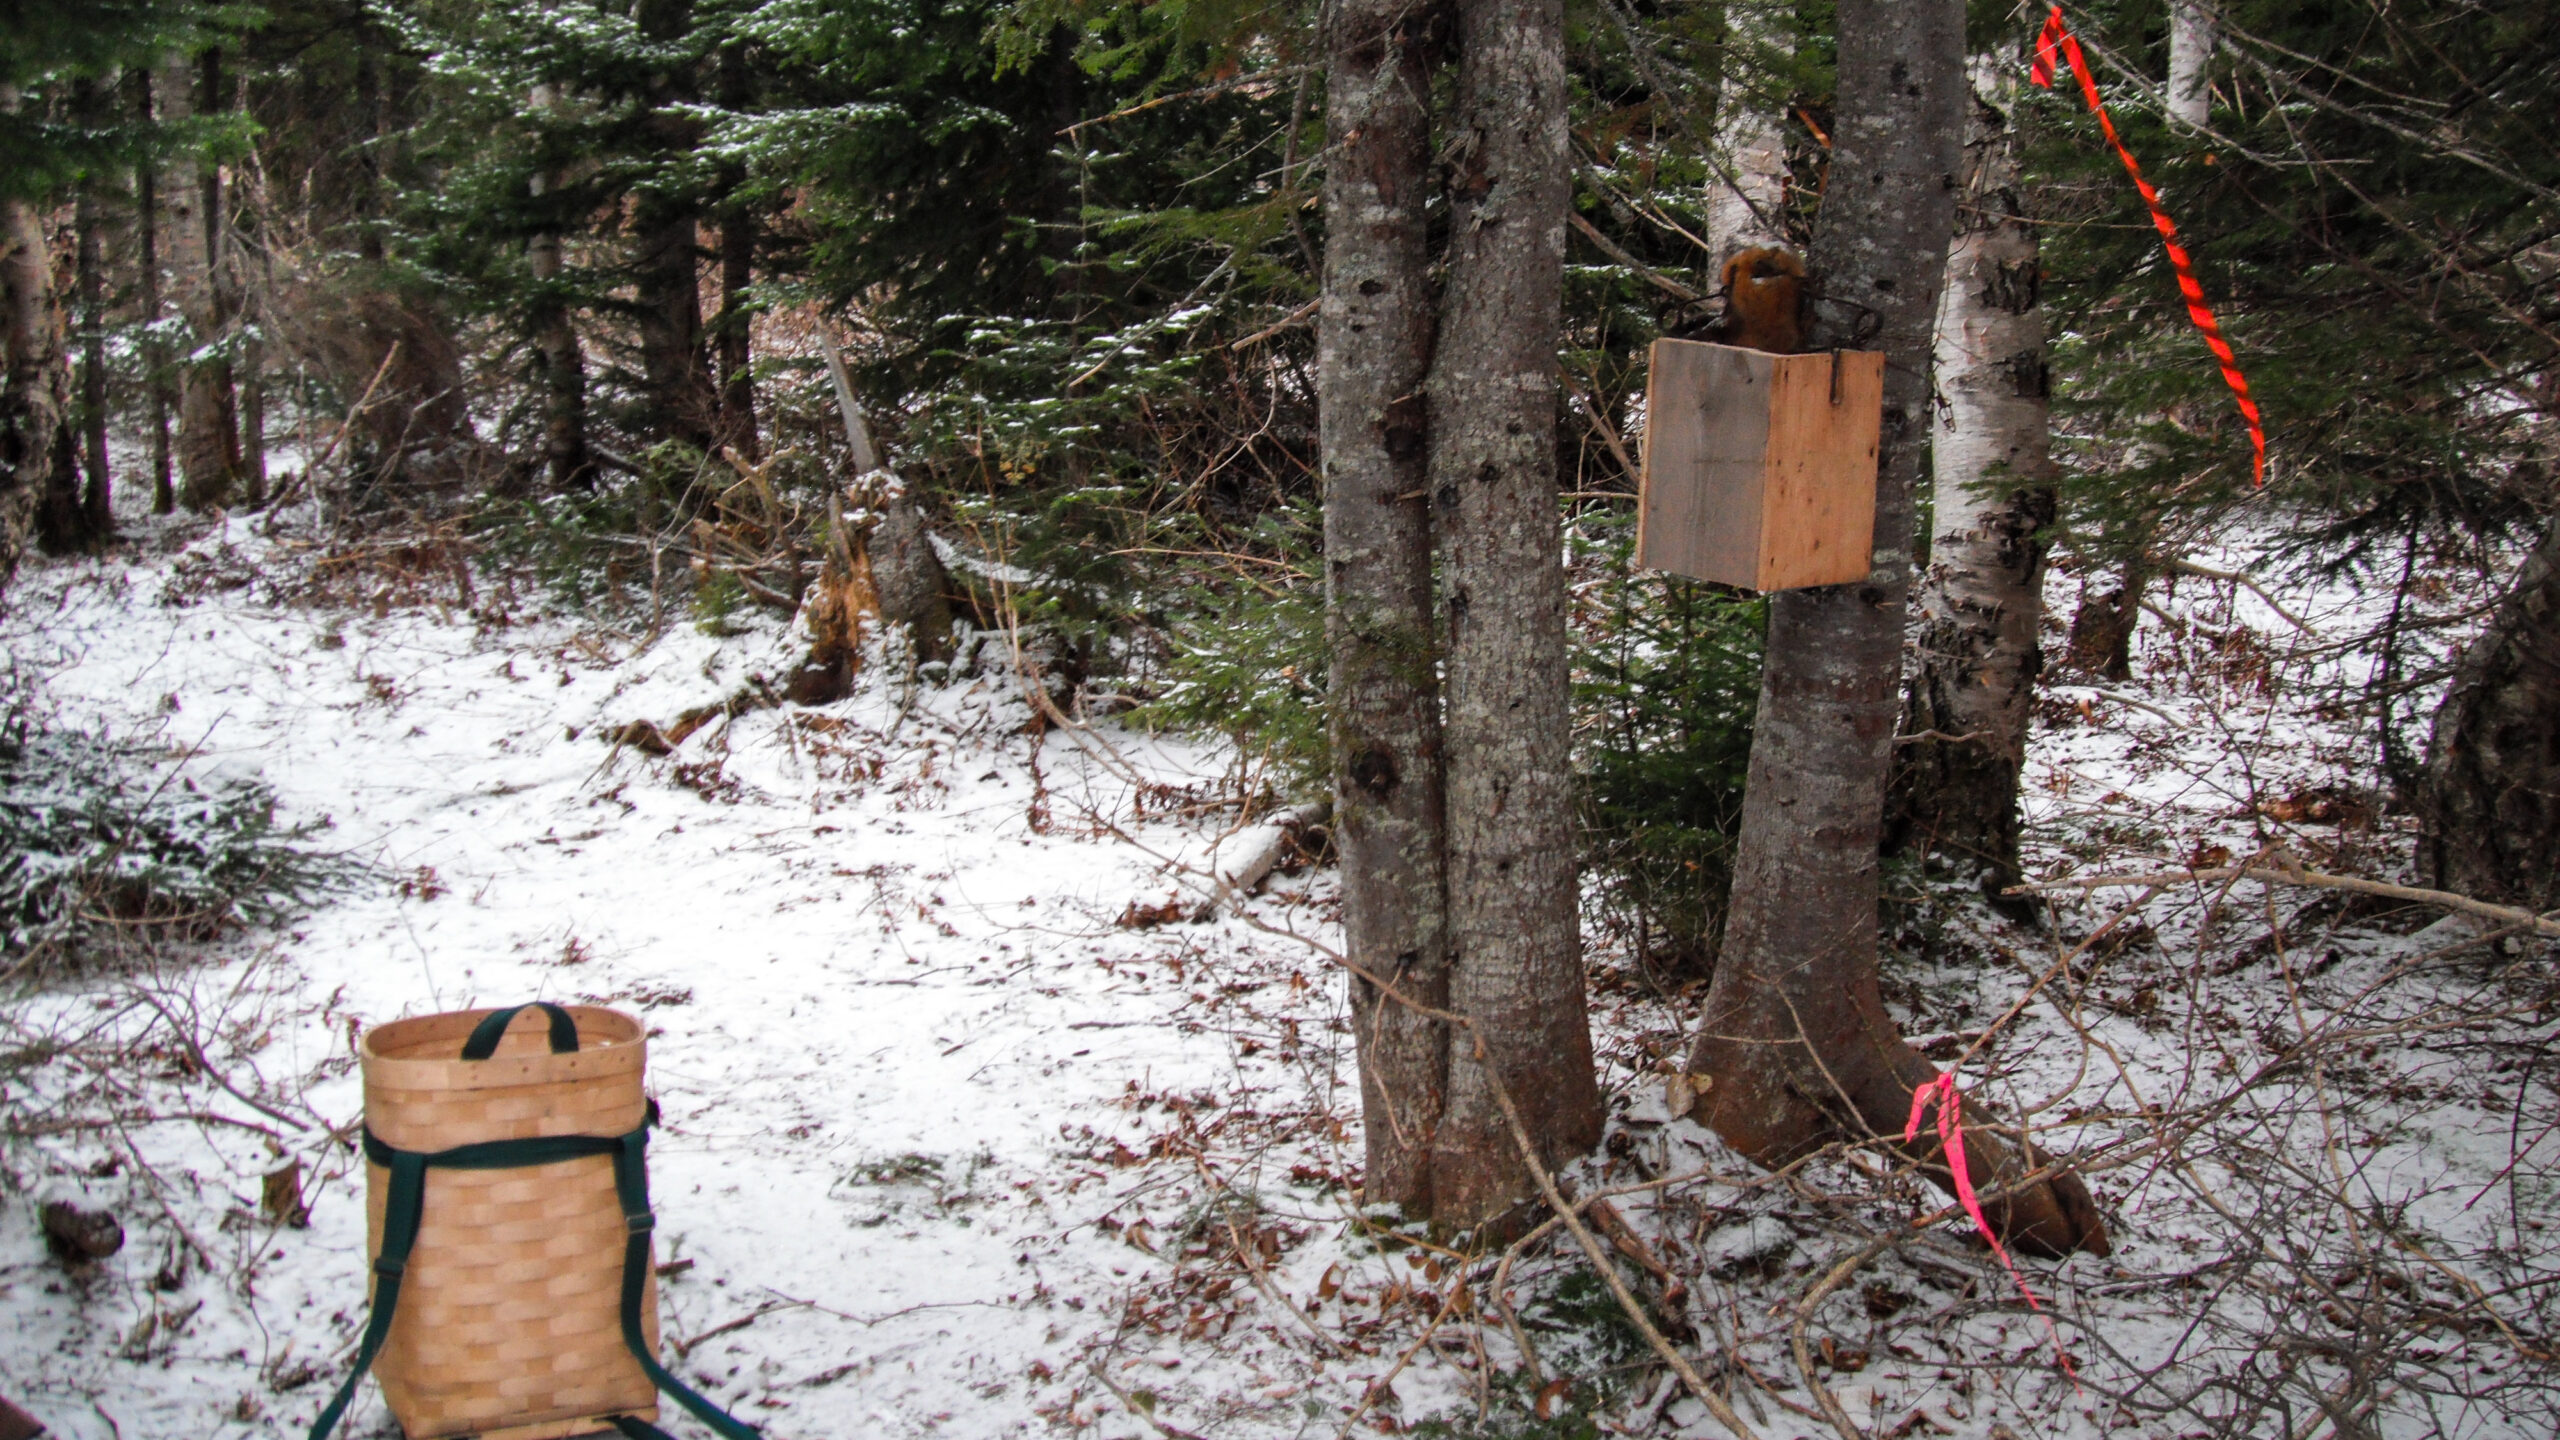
[0,695,353,973]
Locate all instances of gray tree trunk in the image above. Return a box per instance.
[173,48,241,510]
[135,67,173,515]
[237,65,268,512]
[1683,0,2108,1258]
[162,50,240,511]
[715,207,757,458]
[2421,518,2560,912]
[73,76,113,539]
[634,0,716,460]
[2167,1,2217,130]
[1888,68,2055,894]
[1706,1,1792,260]
[0,82,61,595]
[527,84,594,492]
[713,42,759,460]
[1320,0,1453,1218]
[1424,0,1604,1225]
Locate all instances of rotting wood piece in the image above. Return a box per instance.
[1637,339,1882,592]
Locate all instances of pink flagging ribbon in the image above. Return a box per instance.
[1906,1073,2076,1375]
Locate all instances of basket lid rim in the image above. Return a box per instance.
[362,1004,648,1076]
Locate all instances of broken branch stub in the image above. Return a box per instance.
[817,326,953,663]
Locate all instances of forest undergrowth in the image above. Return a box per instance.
[0,496,2552,1440]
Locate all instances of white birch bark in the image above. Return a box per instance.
[0,82,61,592]
[2168,0,2217,129]
[1891,66,2055,886]
[1706,2,1791,259]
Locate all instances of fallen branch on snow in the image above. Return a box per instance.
[2010,857,2560,939]
[2168,557,2319,635]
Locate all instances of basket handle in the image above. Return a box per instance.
[460,1003,581,1059]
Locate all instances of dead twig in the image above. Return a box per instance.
[1228,299,1318,351]
[673,1298,808,1359]
[258,341,400,520]
[2167,558,2319,635]
[127,987,313,1133]
[2011,857,2560,939]
[1335,1274,1468,1439]
[1086,1358,1212,1440]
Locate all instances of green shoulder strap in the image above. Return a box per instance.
[610,1126,763,1440]
[304,1146,426,1440]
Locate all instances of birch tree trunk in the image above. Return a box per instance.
[1706,1,1792,260]
[2167,1,2217,130]
[1682,0,2108,1258]
[2420,517,2560,912]
[1424,0,1604,1224]
[527,84,594,492]
[1888,69,2054,893]
[1320,0,1452,1217]
[2,81,64,593]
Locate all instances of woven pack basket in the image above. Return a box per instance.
[309,1003,757,1440]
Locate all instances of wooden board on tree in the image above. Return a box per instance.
[1635,339,1884,592]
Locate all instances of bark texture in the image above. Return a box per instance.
[2065,570,2143,680]
[819,334,953,662]
[136,68,173,515]
[1888,72,2055,892]
[713,42,759,459]
[527,85,594,493]
[2420,518,2560,912]
[1706,2,1792,259]
[173,48,243,511]
[633,0,717,459]
[715,206,757,458]
[37,187,90,553]
[73,77,112,540]
[1683,0,2108,1258]
[1424,0,1605,1224]
[2167,1,2217,130]
[1320,0,1453,1217]
[1,84,60,595]
[866,493,953,661]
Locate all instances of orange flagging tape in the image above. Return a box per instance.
[2032,4,2266,485]
[1906,1074,2078,1375]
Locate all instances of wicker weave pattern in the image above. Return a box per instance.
[361,1006,661,1440]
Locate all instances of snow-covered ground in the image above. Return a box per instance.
[2,499,2551,1440]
